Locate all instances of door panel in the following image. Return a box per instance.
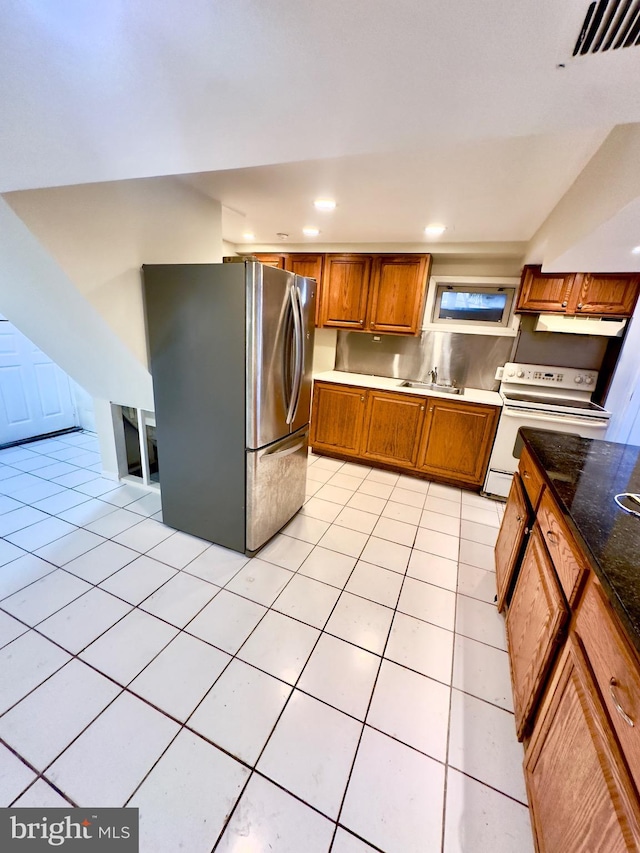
[246,427,308,553]
[0,319,77,445]
[506,525,569,739]
[310,383,365,454]
[320,255,371,328]
[495,472,530,612]
[361,390,425,467]
[368,255,429,334]
[525,636,640,852]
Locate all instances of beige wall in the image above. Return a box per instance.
[5,176,224,370]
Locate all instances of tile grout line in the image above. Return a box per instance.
[2,443,522,846]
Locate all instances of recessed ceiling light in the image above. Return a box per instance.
[242,232,255,240]
[303,226,320,237]
[424,224,446,237]
[632,245,640,255]
[314,199,336,211]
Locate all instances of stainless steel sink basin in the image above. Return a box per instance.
[400,380,463,394]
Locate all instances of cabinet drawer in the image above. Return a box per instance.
[518,446,544,508]
[576,579,640,796]
[537,490,589,606]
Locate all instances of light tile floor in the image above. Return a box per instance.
[0,431,535,852]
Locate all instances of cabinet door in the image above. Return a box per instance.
[569,273,640,316]
[525,635,640,853]
[310,382,366,456]
[361,390,426,468]
[506,525,569,739]
[495,473,530,612]
[576,579,640,795]
[516,266,574,313]
[417,399,500,486]
[368,255,431,335]
[253,254,287,269]
[320,255,371,329]
[286,254,325,326]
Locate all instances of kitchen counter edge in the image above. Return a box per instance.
[312,371,503,406]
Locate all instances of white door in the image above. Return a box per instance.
[0,317,78,445]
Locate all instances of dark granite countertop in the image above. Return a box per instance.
[519,428,640,656]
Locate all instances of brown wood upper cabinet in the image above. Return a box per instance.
[252,253,288,269]
[517,265,640,317]
[320,253,431,335]
[319,254,372,330]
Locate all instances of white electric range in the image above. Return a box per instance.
[483,362,611,499]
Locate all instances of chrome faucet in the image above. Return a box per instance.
[429,366,438,385]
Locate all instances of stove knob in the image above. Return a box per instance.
[585,376,594,385]
[506,369,515,377]
[516,370,525,378]
[574,375,584,384]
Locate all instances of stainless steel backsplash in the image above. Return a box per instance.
[335,331,517,391]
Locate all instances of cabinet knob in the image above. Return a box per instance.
[546,529,558,544]
[360,396,365,402]
[429,407,434,412]
[562,301,567,307]
[609,677,634,727]
[516,515,523,522]
[522,470,530,479]
[420,405,425,411]
[577,303,583,309]
[359,319,365,324]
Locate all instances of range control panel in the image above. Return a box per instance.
[501,363,599,389]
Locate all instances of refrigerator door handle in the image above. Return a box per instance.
[290,284,305,423]
[286,284,303,424]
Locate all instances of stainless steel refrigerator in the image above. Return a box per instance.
[142,261,316,554]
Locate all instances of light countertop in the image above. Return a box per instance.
[313,371,503,407]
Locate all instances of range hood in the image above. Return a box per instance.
[534,314,627,337]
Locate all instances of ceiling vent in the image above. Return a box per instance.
[573,0,640,55]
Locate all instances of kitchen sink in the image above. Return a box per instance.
[400,380,463,394]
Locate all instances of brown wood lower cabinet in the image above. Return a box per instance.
[416,398,499,486]
[361,390,426,468]
[525,635,640,852]
[309,382,365,455]
[497,444,640,851]
[506,525,569,740]
[310,381,499,489]
[494,473,531,612]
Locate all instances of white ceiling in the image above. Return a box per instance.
[2,0,640,265]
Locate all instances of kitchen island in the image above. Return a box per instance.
[518,428,640,653]
[498,427,640,852]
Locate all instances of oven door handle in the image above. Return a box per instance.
[500,407,609,428]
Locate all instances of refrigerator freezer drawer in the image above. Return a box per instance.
[246,427,308,554]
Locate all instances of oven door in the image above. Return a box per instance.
[483,407,609,498]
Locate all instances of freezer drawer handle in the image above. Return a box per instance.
[264,438,306,459]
